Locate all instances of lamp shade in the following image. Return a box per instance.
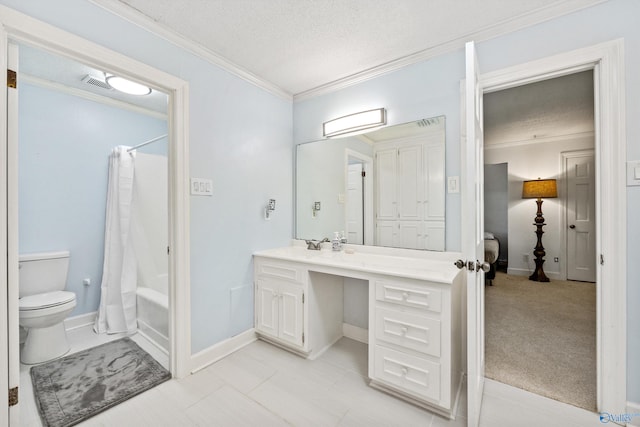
[522,178,557,199]
[323,108,386,138]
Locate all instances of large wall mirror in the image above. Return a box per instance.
[296,115,446,251]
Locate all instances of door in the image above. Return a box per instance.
[346,163,364,244]
[397,143,422,221]
[565,151,596,282]
[278,282,304,347]
[375,148,397,220]
[255,278,279,337]
[463,41,486,427]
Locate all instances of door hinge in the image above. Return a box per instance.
[7,69,16,88]
[302,332,305,344]
[8,386,18,407]
[167,246,170,255]
[302,293,304,304]
[600,254,604,265]
[361,170,366,178]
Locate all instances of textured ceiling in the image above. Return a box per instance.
[484,70,594,145]
[115,0,605,96]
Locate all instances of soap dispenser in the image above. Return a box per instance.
[332,232,341,251]
[340,231,347,245]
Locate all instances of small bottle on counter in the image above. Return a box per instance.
[332,231,342,251]
[340,231,347,245]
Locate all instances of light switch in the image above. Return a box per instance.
[627,161,640,186]
[190,178,213,195]
[338,193,345,203]
[447,176,460,193]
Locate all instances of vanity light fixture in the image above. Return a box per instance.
[323,108,386,138]
[106,75,152,96]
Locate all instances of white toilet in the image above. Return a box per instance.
[19,251,77,365]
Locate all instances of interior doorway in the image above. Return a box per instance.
[1,12,191,425]
[482,71,597,411]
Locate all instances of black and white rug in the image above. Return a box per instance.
[31,337,171,427]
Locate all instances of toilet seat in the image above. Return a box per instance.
[19,291,76,311]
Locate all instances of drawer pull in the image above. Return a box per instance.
[401,367,408,377]
[402,292,409,300]
[400,327,408,336]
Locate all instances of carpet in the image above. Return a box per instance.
[30,337,171,427]
[485,272,596,411]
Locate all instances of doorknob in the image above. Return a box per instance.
[477,261,491,273]
[454,259,465,269]
[569,224,576,229]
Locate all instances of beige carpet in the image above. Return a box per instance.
[485,272,596,411]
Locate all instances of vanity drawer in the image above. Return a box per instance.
[375,280,442,313]
[375,307,441,357]
[255,260,304,284]
[373,345,441,402]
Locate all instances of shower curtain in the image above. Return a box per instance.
[94,146,138,334]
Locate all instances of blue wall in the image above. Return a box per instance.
[294,0,640,403]
[18,82,167,317]
[1,0,293,354]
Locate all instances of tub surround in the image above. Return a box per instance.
[254,241,464,418]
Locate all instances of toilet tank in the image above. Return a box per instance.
[18,251,70,298]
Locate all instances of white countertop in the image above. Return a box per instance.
[254,242,462,283]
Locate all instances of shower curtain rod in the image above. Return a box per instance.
[127,134,168,152]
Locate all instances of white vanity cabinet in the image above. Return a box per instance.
[253,245,463,419]
[369,276,462,418]
[254,258,306,351]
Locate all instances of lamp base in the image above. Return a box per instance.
[529,268,550,282]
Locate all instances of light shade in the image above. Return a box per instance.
[323,108,386,138]
[522,178,558,199]
[106,75,152,95]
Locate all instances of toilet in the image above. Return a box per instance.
[19,251,77,365]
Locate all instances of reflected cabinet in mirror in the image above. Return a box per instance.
[296,116,445,251]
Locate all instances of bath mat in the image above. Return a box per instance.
[30,337,170,427]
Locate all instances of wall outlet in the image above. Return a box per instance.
[190,178,213,196]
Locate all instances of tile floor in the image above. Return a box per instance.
[20,329,603,427]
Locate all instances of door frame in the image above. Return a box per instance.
[344,149,374,245]
[0,3,192,406]
[471,39,626,414]
[561,149,596,282]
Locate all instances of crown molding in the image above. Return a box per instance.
[89,0,293,101]
[293,0,608,102]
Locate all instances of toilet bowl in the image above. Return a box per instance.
[18,251,77,365]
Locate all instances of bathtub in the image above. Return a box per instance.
[136,286,169,354]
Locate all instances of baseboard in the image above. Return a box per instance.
[343,323,368,344]
[506,267,562,280]
[64,311,97,331]
[189,328,257,374]
[626,401,640,426]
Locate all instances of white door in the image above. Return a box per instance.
[255,279,279,337]
[347,163,364,244]
[397,144,423,221]
[375,148,397,220]
[278,282,304,347]
[566,151,596,282]
[463,41,486,427]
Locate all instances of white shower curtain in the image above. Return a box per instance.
[94,146,138,334]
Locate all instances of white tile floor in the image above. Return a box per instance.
[19,329,603,427]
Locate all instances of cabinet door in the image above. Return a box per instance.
[278,281,304,347]
[398,221,423,250]
[255,279,279,337]
[376,148,397,220]
[397,144,423,221]
[376,220,396,247]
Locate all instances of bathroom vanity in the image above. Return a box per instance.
[253,242,464,418]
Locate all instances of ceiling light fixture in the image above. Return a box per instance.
[106,75,152,96]
[323,108,387,138]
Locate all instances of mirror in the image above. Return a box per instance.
[296,115,446,251]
